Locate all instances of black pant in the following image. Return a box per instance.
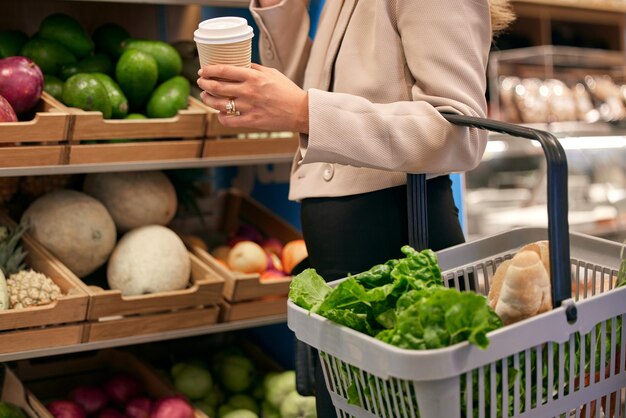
[299,175,465,417]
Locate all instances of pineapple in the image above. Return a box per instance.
[0,223,62,309]
[7,269,61,309]
[0,177,19,204]
[0,223,27,277]
[19,175,73,199]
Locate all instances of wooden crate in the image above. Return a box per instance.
[66,97,207,141]
[1,365,40,417]
[0,325,84,356]
[0,92,70,168]
[69,139,203,165]
[65,96,208,165]
[186,190,301,303]
[12,349,208,418]
[0,215,89,354]
[219,296,288,323]
[201,105,299,160]
[83,305,220,342]
[73,253,224,321]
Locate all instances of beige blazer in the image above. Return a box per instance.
[250,0,491,201]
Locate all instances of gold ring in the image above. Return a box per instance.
[226,98,239,116]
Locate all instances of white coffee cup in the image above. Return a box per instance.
[194,17,254,68]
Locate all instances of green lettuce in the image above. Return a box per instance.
[289,246,500,350]
[288,268,331,311]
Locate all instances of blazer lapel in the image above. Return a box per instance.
[304,0,357,91]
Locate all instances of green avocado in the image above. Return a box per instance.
[76,53,113,74]
[115,49,158,110]
[0,401,27,418]
[125,113,146,119]
[20,38,76,75]
[146,76,190,119]
[58,63,80,81]
[63,73,112,119]
[92,23,130,59]
[38,13,94,58]
[59,53,113,80]
[43,75,64,101]
[0,30,29,58]
[91,73,128,119]
[123,39,183,82]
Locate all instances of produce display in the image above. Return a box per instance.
[0,223,62,311]
[10,171,196,297]
[0,401,27,418]
[44,372,196,418]
[167,348,316,418]
[200,224,307,280]
[0,14,191,121]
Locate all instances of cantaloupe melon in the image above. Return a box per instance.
[107,225,190,296]
[83,171,177,232]
[21,189,117,278]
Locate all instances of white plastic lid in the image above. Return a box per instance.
[194,17,254,44]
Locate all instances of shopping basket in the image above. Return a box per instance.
[288,115,626,418]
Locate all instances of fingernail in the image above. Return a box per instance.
[197,69,203,76]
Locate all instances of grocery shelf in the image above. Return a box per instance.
[0,314,287,363]
[0,153,294,177]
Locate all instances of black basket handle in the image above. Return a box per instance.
[409,113,572,309]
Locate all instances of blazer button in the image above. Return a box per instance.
[322,164,334,181]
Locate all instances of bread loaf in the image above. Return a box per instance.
[492,250,552,325]
[487,259,511,309]
[520,240,550,276]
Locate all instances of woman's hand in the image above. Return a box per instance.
[197,64,309,133]
[258,0,282,7]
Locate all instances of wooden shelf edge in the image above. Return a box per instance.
[0,314,287,362]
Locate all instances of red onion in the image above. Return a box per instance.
[0,94,16,122]
[47,400,87,418]
[0,56,43,115]
[98,407,128,418]
[150,396,194,418]
[103,374,143,405]
[125,397,153,418]
[69,385,109,415]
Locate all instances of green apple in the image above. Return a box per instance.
[171,362,213,400]
[204,384,225,407]
[261,401,280,418]
[279,391,316,418]
[218,404,234,417]
[265,371,296,409]
[227,394,259,415]
[221,410,258,418]
[218,355,256,393]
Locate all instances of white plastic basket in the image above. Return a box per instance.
[288,115,626,418]
[289,228,625,418]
